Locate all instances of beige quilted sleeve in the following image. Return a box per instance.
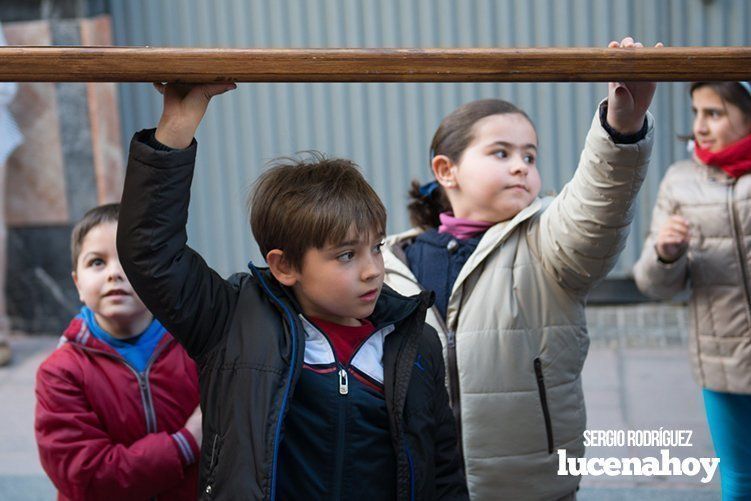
[537,102,655,294]
[633,166,690,299]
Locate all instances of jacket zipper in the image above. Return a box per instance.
[77,339,171,501]
[135,341,172,433]
[533,358,555,454]
[333,367,348,499]
[728,185,751,318]
[321,316,416,500]
[316,322,372,499]
[338,368,349,395]
[249,264,299,501]
[444,327,464,465]
[78,341,171,434]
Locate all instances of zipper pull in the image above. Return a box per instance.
[447,330,456,348]
[339,368,349,395]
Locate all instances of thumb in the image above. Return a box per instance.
[182,83,237,123]
[609,82,630,101]
[197,83,237,102]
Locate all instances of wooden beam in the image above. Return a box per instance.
[1,47,750,82]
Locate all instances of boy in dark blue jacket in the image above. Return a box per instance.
[117,83,468,500]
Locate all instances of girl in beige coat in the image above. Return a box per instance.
[383,37,658,500]
[634,81,751,500]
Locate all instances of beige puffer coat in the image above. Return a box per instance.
[383,108,654,500]
[634,159,751,394]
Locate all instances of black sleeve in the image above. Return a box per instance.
[117,129,238,359]
[426,327,469,500]
[599,100,649,144]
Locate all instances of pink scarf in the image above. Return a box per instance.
[438,212,494,240]
[694,132,751,178]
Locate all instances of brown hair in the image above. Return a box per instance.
[408,99,535,229]
[71,203,120,271]
[683,82,751,141]
[690,82,751,117]
[249,152,386,270]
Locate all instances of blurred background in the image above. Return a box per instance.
[0,0,747,498]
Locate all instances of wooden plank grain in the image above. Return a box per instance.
[0,46,750,82]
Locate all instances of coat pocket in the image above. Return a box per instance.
[200,432,222,500]
[534,357,555,454]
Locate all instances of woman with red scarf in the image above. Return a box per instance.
[634,81,751,500]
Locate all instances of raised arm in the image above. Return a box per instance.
[537,37,658,294]
[117,83,239,358]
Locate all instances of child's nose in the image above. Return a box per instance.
[107,262,126,281]
[694,116,708,135]
[510,157,529,175]
[361,256,383,281]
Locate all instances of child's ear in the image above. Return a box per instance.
[71,271,84,303]
[431,155,458,189]
[266,250,298,287]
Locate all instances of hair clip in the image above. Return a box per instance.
[418,180,439,198]
[740,82,751,97]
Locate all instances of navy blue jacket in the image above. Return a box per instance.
[117,130,469,500]
[404,229,482,320]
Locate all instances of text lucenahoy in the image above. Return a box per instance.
[557,449,719,483]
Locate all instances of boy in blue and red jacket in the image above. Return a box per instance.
[116,83,468,500]
[35,203,201,500]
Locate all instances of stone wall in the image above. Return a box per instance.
[2,7,123,333]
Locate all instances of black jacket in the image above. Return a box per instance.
[117,130,468,500]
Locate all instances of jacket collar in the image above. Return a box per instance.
[693,157,738,185]
[61,316,174,357]
[451,197,547,294]
[247,262,305,313]
[386,197,548,290]
[384,198,551,330]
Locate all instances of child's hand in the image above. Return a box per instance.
[154,82,237,149]
[655,215,690,263]
[605,37,663,135]
[184,405,203,448]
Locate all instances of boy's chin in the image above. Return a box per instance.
[95,307,151,326]
[335,305,378,325]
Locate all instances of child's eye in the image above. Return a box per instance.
[88,258,105,267]
[708,110,722,118]
[524,154,536,164]
[493,150,509,159]
[373,242,385,254]
[337,251,355,262]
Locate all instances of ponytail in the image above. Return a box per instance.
[407,179,451,229]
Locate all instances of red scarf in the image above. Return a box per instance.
[694,132,751,178]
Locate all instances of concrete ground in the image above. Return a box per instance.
[0,332,722,500]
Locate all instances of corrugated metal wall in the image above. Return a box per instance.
[109,0,751,279]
